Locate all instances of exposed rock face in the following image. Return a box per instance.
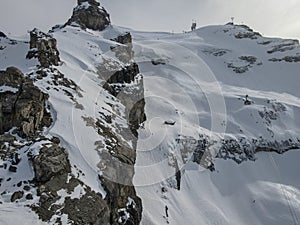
[227,55,258,73]
[28,137,110,224]
[97,34,146,223]
[33,145,71,183]
[0,31,6,38]
[30,140,111,225]
[0,67,51,137]
[26,29,60,68]
[111,32,135,63]
[66,0,110,31]
[103,63,140,96]
[112,32,132,45]
[234,24,262,39]
[102,61,146,137]
[267,39,299,54]
[62,188,111,225]
[269,55,300,63]
[10,191,24,202]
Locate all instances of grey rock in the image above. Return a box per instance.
[239,56,257,64]
[111,32,134,63]
[66,0,110,31]
[103,63,140,96]
[269,55,300,63]
[62,186,110,225]
[99,62,145,224]
[23,185,31,191]
[267,40,298,54]
[233,24,262,39]
[0,31,6,38]
[151,58,167,65]
[112,32,132,45]
[11,191,24,202]
[33,144,71,183]
[26,29,60,68]
[0,134,15,143]
[8,165,17,173]
[25,193,33,200]
[0,67,51,137]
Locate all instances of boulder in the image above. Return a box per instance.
[11,191,24,202]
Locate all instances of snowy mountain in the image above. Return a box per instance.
[131,24,300,225]
[0,1,300,225]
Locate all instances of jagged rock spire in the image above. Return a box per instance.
[66,0,110,31]
[26,28,60,68]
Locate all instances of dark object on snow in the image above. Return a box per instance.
[191,22,196,31]
[0,31,6,38]
[165,205,169,218]
[151,58,167,65]
[244,94,251,105]
[161,187,167,193]
[164,120,176,125]
[8,165,17,173]
[11,191,24,202]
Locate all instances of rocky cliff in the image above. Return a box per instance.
[26,28,60,68]
[0,67,51,137]
[66,0,110,31]
[96,31,145,224]
[0,1,144,224]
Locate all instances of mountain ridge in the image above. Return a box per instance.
[0,1,300,225]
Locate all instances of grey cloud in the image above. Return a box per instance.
[0,0,299,40]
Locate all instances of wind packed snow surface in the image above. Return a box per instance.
[131,24,300,225]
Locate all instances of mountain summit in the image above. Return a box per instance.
[66,0,110,31]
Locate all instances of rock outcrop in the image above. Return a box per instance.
[33,145,71,183]
[112,32,132,45]
[0,67,51,137]
[103,63,140,96]
[111,32,135,63]
[0,31,6,38]
[32,159,111,224]
[96,32,146,224]
[26,29,60,68]
[66,0,110,31]
[234,24,262,39]
[30,140,111,225]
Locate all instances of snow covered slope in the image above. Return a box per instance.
[131,24,300,224]
[0,20,144,224]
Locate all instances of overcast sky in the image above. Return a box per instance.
[1,0,300,40]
